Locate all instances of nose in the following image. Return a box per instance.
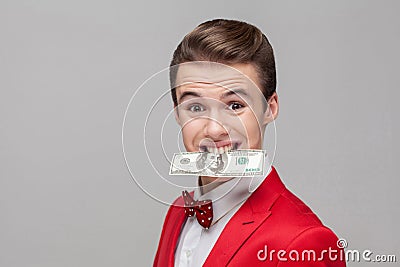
[204,118,228,140]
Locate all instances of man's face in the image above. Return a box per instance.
[174,62,276,153]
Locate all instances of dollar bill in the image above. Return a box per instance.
[169,150,266,177]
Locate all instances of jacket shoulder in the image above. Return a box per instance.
[274,185,340,238]
[256,186,339,249]
[232,187,345,266]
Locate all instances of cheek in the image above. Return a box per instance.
[238,112,262,146]
[181,120,204,148]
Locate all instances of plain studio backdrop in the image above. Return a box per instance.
[1,1,399,266]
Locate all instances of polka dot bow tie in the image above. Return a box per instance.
[182,190,214,229]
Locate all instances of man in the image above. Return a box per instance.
[196,152,226,175]
[154,19,346,266]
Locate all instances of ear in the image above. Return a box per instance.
[262,92,279,126]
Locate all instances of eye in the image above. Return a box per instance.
[188,104,205,112]
[228,102,244,111]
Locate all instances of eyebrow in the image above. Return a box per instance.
[221,88,249,99]
[178,88,249,103]
[178,91,202,103]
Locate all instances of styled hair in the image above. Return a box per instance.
[169,19,277,106]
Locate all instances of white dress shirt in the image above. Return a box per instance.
[174,159,272,267]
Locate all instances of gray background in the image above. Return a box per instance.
[1,0,399,266]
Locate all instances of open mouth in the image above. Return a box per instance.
[199,141,240,154]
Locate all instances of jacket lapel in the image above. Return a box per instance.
[203,166,285,266]
[153,198,185,267]
[154,192,192,267]
[166,207,186,266]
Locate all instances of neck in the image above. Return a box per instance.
[198,176,231,195]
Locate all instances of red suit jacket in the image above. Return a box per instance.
[154,166,346,266]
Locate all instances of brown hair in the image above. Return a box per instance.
[169,19,277,106]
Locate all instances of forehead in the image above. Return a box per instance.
[175,62,261,94]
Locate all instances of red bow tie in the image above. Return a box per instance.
[182,190,214,229]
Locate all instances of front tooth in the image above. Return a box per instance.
[218,147,224,154]
[212,147,217,154]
